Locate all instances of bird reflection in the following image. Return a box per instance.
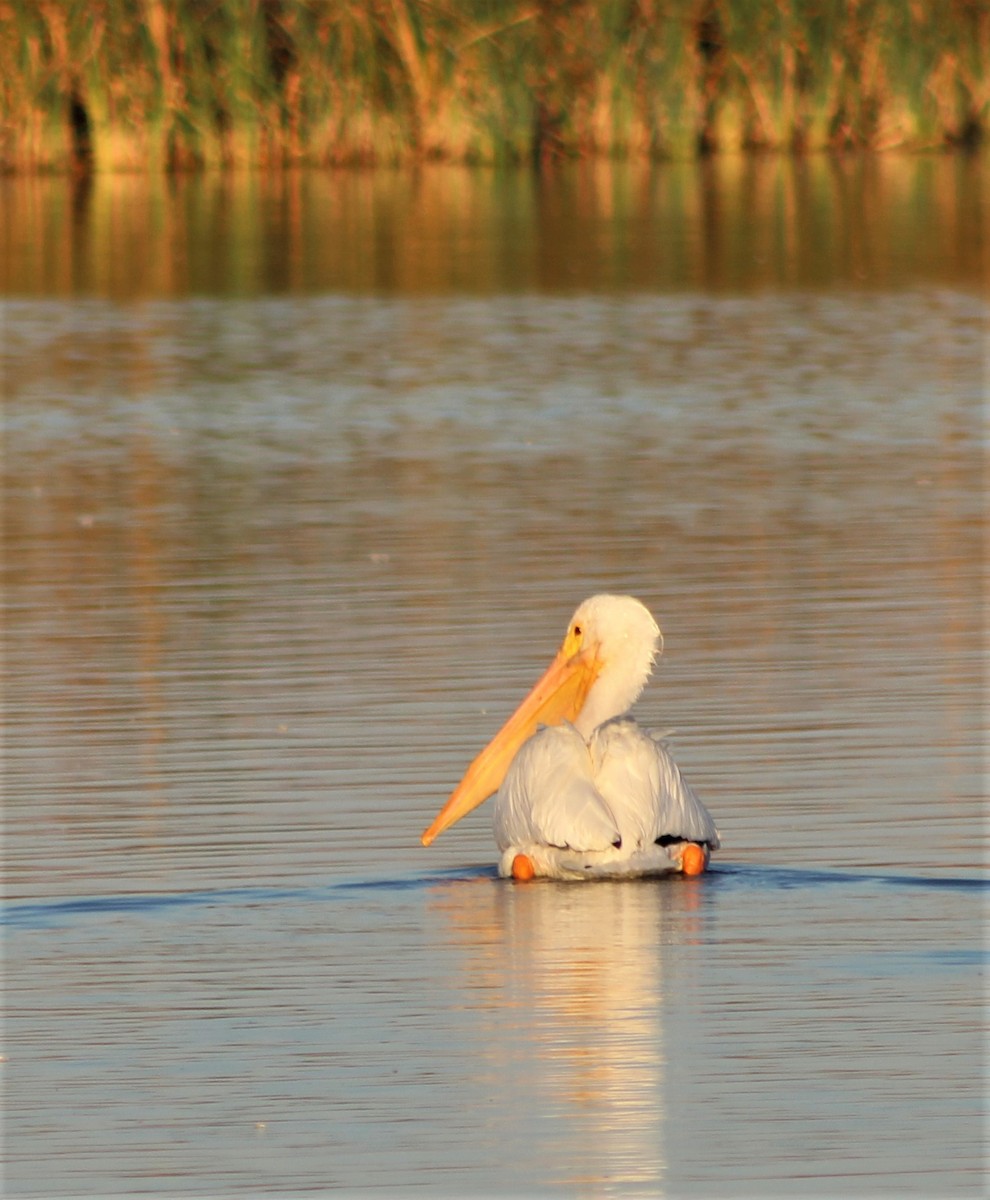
[428,877,709,1191]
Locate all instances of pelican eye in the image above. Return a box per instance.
[573,624,582,637]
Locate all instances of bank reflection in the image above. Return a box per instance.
[429,876,711,1192]
[1,153,984,299]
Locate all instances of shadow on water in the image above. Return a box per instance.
[4,861,984,930]
[0,866,493,929]
[711,862,988,892]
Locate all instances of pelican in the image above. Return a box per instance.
[421,595,719,880]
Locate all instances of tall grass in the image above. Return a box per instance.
[1,1,986,172]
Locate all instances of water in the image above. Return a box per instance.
[2,156,987,1197]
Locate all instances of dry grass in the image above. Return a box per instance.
[0,0,986,172]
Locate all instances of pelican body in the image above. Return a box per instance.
[421,595,719,880]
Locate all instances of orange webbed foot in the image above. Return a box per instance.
[511,853,536,881]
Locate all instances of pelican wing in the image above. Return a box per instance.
[494,718,720,860]
[494,724,621,853]
[590,718,721,849]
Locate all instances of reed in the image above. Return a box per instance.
[1,1,986,172]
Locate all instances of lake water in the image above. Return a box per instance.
[2,154,987,1197]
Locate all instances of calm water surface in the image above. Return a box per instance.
[3,157,987,1197]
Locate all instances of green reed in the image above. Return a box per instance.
[1,0,986,172]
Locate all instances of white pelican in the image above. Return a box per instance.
[421,595,720,880]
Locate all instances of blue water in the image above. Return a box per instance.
[5,865,986,1196]
[3,160,986,1197]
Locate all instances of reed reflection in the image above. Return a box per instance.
[1,153,984,298]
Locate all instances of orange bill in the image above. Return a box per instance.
[420,641,601,846]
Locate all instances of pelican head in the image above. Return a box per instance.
[421,595,661,845]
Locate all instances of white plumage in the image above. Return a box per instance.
[421,595,720,880]
[495,717,719,879]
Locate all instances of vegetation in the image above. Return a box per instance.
[1,1,987,172]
